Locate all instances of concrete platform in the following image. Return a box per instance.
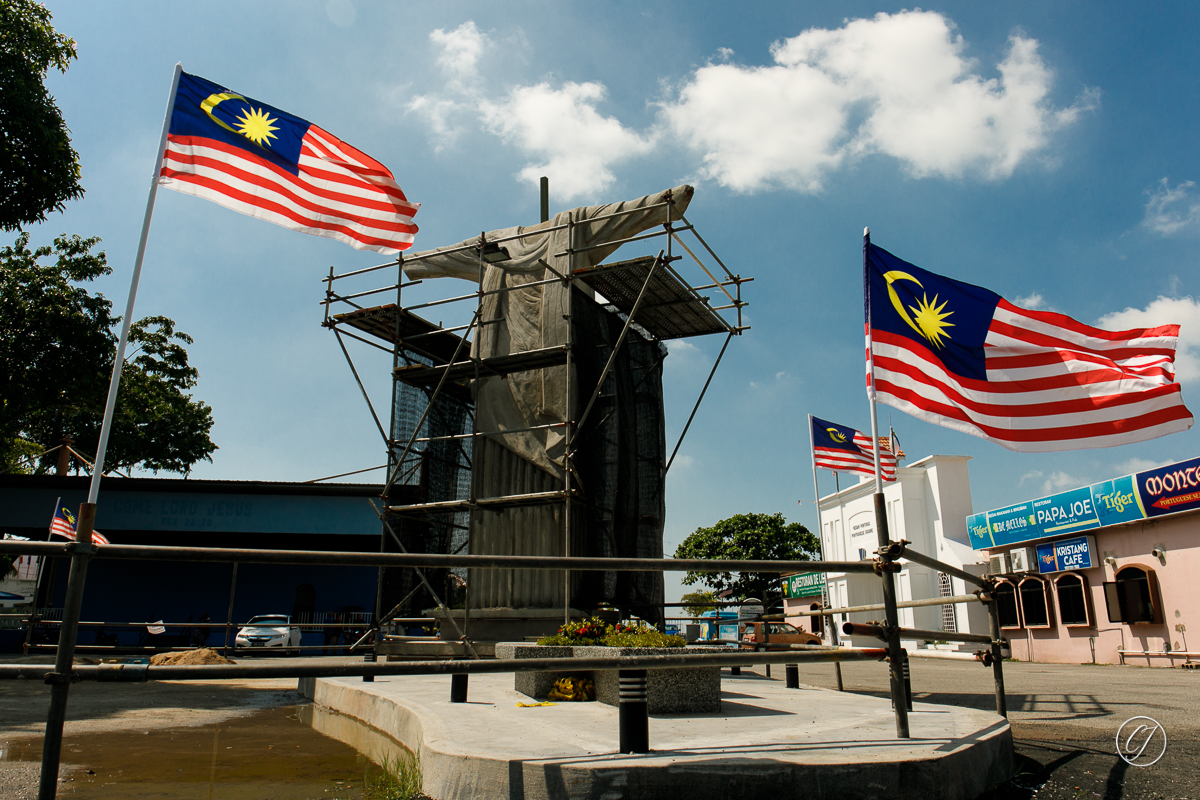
[300,669,1013,800]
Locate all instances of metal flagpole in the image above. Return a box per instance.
[864,226,910,738]
[809,415,844,688]
[37,63,183,800]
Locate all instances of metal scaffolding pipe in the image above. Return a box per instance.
[895,545,988,589]
[0,541,889,575]
[841,622,999,646]
[0,647,889,683]
[806,593,985,617]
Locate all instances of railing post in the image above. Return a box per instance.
[618,669,649,753]
[873,491,910,738]
[450,672,468,703]
[37,503,97,800]
[985,592,1008,718]
[785,663,799,689]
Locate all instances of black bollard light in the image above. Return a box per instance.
[730,666,741,676]
[785,664,799,689]
[362,650,376,683]
[618,669,649,753]
[450,673,468,703]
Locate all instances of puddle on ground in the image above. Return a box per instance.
[1,705,412,799]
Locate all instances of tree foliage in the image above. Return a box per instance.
[1,232,217,474]
[0,0,84,231]
[674,512,819,601]
[680,590,717,617]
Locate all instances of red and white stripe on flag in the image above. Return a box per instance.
[813,433,898,482]
[872,299,1192,452]
[160,125,418,254]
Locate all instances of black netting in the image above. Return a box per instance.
[571,289,666,625]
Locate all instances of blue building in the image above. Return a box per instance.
[0,474,386,651]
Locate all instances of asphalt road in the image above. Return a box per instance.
[788,658,1200,799]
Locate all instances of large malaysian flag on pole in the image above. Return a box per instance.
[159,71,419,254]
[864,239,1193,451]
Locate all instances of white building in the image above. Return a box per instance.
[792,455,989,648]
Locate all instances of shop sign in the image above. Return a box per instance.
[1035,535,1097,573]
[966,455,1200,550]
[783,572,825,598]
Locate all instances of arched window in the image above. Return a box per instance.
[1019,577,1052,628]
[1104,566,1161,624]
[809,602,824,637]
[1054,573,1091,626]
[994,580,1021,628]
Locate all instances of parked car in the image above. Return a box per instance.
[234,615,301,654]
[740,621,821,649]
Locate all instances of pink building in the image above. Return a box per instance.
[972,457,1200,667]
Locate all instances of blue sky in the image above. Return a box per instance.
[23,2,1200,602]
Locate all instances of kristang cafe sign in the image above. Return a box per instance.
[967,455,1200,550]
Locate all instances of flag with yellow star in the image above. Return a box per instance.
[810,415,897,481]
[864,240,1193,451]
[159,71,419,253]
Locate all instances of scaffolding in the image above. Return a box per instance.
[321,187,751,640]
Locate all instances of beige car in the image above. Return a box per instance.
[740,621,821,649]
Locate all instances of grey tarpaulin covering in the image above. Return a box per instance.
[403,186,689,620]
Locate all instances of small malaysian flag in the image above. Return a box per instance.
[49,505,110,546]
[811,415,897,482]
[159,72,419,254]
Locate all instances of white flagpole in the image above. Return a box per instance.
[86,63,182,505]
[808,414,823,542]
[864,227,885,494]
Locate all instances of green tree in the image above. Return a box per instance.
[0,0,84,231]
[680,590,717,617]
[674,512,819,602]
[1,232,217,474]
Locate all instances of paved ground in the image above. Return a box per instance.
[305,668,1012,800]
[788,659,1200,799]
[3,654,1198,798]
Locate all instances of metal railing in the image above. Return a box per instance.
[0,526,1008,800]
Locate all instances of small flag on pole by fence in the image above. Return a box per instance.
[811,415,897,481]
[50,505,110,546]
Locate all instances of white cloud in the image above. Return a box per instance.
[430,21,488,83]
[325,0,355,28]
[1014,292,1046,310]
[479,82,656,199]
[1113,456,1173,475]
[1096,295,1200,383]
[661,10,1094,193]
[1020,469,1084,495]
[1143,178,1200,235]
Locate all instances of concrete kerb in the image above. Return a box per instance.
[299,670,1013,800]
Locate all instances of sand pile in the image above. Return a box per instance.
[149,648,236,666]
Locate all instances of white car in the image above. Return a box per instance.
[234,614,301,654]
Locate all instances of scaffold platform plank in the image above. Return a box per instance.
[574,256,732,340]
[392,345,569,389]
[332,304,469,364]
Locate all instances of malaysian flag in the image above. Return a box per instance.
[159,72,419,254]
[865,241,1193,451]
[810,415,897,481]
[50,505,110,546]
